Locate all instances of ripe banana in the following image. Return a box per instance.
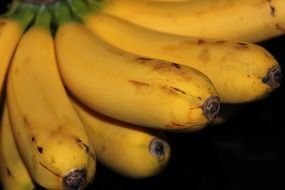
[54,2,220,131]
[7,5,96,189]
[87,0,285,42]
[80,12,282,103]
[72,97,171,178]
[0,3,35,98]
[0,102,35,190]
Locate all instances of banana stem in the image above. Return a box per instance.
[66,0,90,21]
[48,1,74,27]
[10,2,37,31]
[33,5,52,30]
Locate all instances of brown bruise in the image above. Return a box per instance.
[197,39,206,45]
[169,87,186,95]
[267,0,276,17]
[6,168,11,176]
[128,80,150,88]
[39,161,61,177]
[171,63,181,69]
[135,57,154,64]
[37,146,43,153]
[275,24,285,32]
[75,138,90,154]
[235,42,249,49]
[0,20,6,28]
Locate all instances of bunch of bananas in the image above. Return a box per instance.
[0,0,283,189]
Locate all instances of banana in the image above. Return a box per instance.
[54,2,220,132]
[7,5,96,189]
[81,12,282,103]
[0,3,35,99]
[0,102,35,190]
[72,97,171,178]
[87,0,285,42]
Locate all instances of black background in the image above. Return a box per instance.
[1,1,285,189]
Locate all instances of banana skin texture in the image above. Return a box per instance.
[7,9,96,189]
[98,0,285,42]
[0,102,35,190]
[85,13,282,103]
[72,98,171,178]
[55,21,221,132]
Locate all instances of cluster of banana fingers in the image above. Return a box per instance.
[0,0,284,189]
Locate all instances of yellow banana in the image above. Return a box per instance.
[72,98,171,178]
[55,3,220,132]
[7,6,96,189]
[82,12,282,103]
[0,102,35,190]
[0,3,35,98]
[88,0,285,42]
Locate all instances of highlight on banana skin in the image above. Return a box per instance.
[0,0,283,189]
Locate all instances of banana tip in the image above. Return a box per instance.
[202,96,220,121]
[262,65,282,89]
[149,139,166,161]
[63,169,87,190]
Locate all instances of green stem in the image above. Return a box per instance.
[10,2,37,31]
[33,5,51,31]
[66,0,90,21]
[48,1,74,26]
[85,0,105,11]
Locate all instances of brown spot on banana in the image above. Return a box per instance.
[235,42,249,49]
[275,24,285,32]
[39,161,61,178]
[37,146,43,153]
[171,63,181,69]
[169,87,186,95]
[262,65,282,89]
[129,80,150,88]
[197,39,206,45]
[6,168,11,176]
[0,21,6,27]
[63,169,87,190]
[135,57,154,64]
[75,138,90,154]
[149,139,167,161]
[267,0,276,17]
[161,86,186,96]
[202,96,220,121]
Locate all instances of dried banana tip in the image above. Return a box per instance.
[149,139,166,161]
[262,65,282,89]
[63,169,87,190]
[202,96,220,121]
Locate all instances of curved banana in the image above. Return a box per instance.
[54,3,220,132]
[0,3,35,98]
[7,6,96,189]
[72,98,171,178]
[81,12,282,103]
[0,102,35,190]
[88,0,285,42]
